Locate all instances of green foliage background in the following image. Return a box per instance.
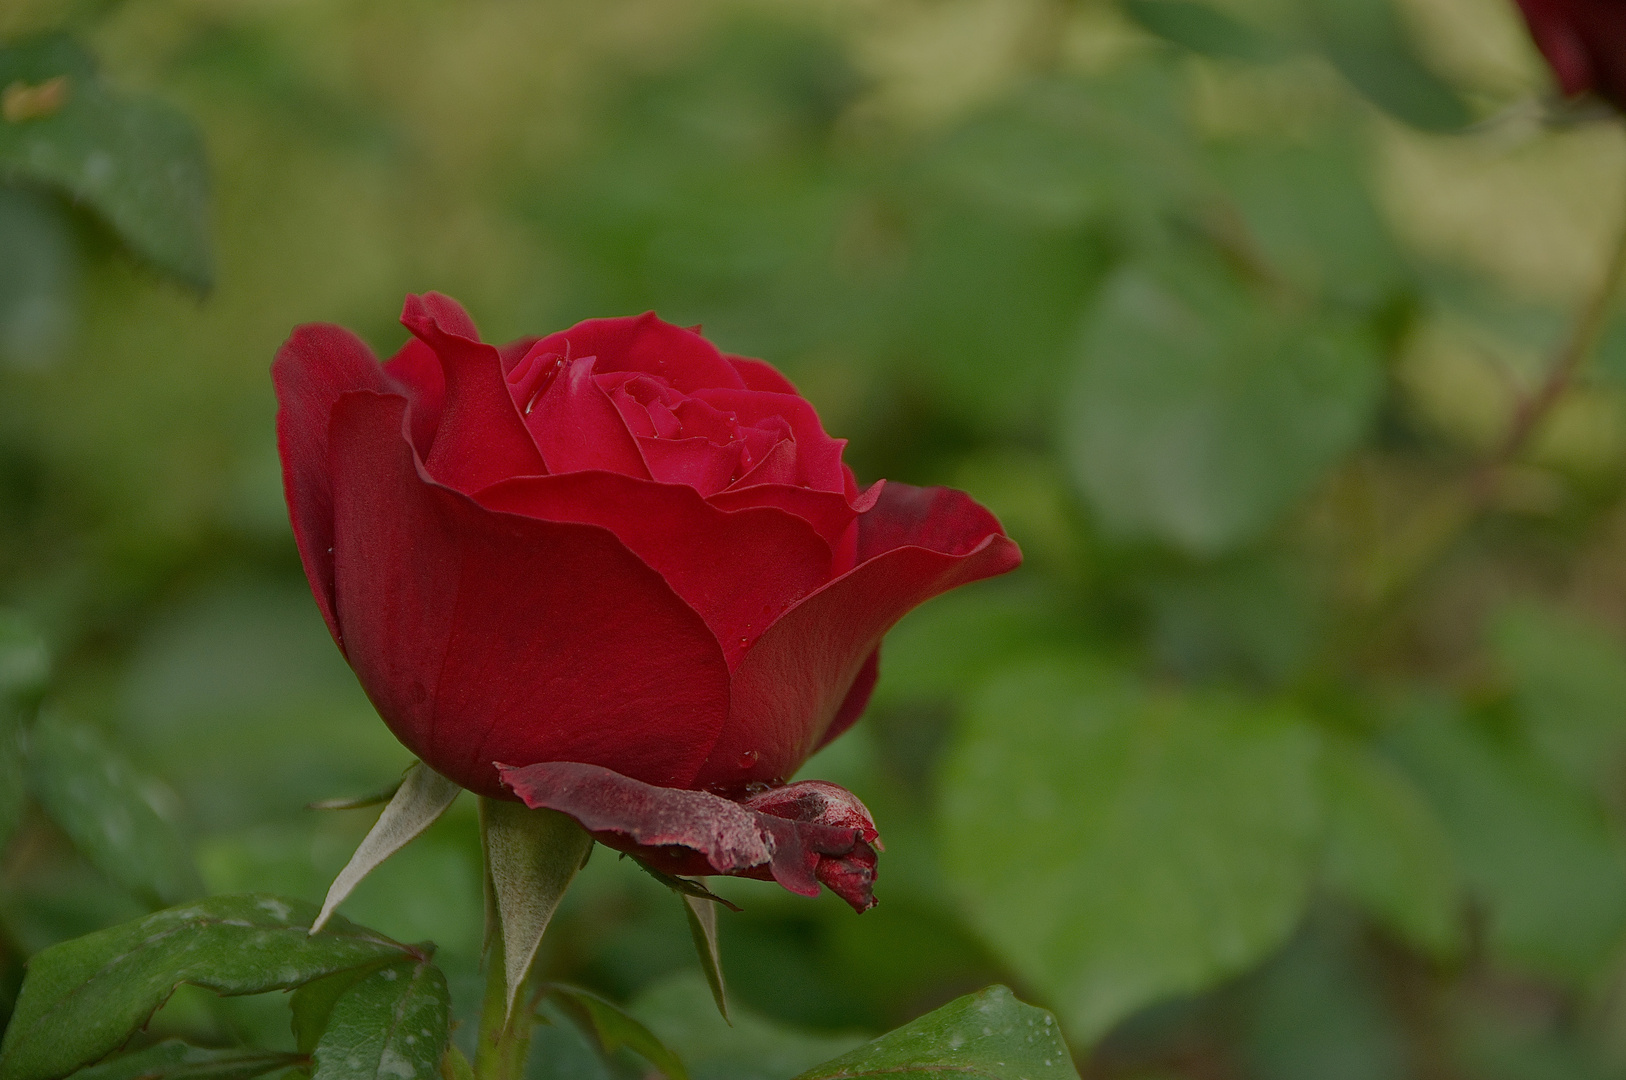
[5,0,1626,1075]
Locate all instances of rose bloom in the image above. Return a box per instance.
[1514,0,1626,108]
[274,294,1019,806]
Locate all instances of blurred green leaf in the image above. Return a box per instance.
[1302,0,1472,132]
[1208,134,1408,309]
[0,34,211,291]
[939,659,1321,1042]
[632,973,865,1080]
[0,184,79,370]
[0,894,415,1080]
[25,712,201,907]
[0,609,49,702]
[546,983,689,1080]
[1241,916,1410,1080]
[1319,739,1462,959]
[309,958,449,1080]
[66,1040,299,1080]
[0,712,21,855]
[794,985,1077,1080]
[1122,0,1289,61]
[1387,700,1626,981]
[1491,602,1626,795]
[1064,250,1382,554]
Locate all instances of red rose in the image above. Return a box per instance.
[1514,0,1626,108]
[273,294,1020,804]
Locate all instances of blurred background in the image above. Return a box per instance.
[2,0,1625,1076]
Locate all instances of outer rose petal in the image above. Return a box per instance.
[692,484,1021,793]
[816,648,879,753]
[476,471,834,668]
[726,354,801,395]
[499,761,881,911]
[402,293,546,493]
[327,391,730,797]
[533,312,747,392]
[273,323,397,649]
[1515,0,1626,105]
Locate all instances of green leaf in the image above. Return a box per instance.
[681,894,728,1022]
[0,34,212,291]
[0,184,80,370]
[1491,602,1626,794]
[1207,133,1407,309]
[939,659,1321,1042]
[292,966,379,1055]
[24,712,201,907]
[1302,0,1472,132]
[631,973,865,1080]
[1385,699,1626,981]
[1064,250,1382,555]
[1319,739,1462,959]
[0,711,22,856]
[0,609,49,703]
[545,984,690,1080]
[1122,0,1288,62]
[0,894,415,1080]
[478,798,592,1015]
[794,986,1077,1080]
[65,1041,298,1080]
[309,959,449,1080]
[312,762,460,932]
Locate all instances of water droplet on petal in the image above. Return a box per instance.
[738,749,760,769]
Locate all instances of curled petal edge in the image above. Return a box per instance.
[497,761,880,912]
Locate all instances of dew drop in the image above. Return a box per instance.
[738,749,760,769]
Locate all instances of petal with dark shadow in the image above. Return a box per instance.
[692,484,1021,794]
[273,323,396,649]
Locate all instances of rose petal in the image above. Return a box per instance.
[401,293,547,493]
[707,481,880,556]
[534,312,747,392]
[524,351,650,478]
[273,323,396,650]
[692,483,1021,793]
[383,337,445,459]
[476,471,834,668]
[498,761,881,911]
[327,391,730,797]
[696,388,848,495]
[815,648,880,754]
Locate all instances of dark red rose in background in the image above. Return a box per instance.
[1514,0,1626,108]
[273,294,1020,806]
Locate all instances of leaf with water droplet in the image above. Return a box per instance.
[0,895,416,1080]
[792,986,1077,1079]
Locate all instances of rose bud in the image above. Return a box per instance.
[1513,0,1626,109]
[274,294,1020,907]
